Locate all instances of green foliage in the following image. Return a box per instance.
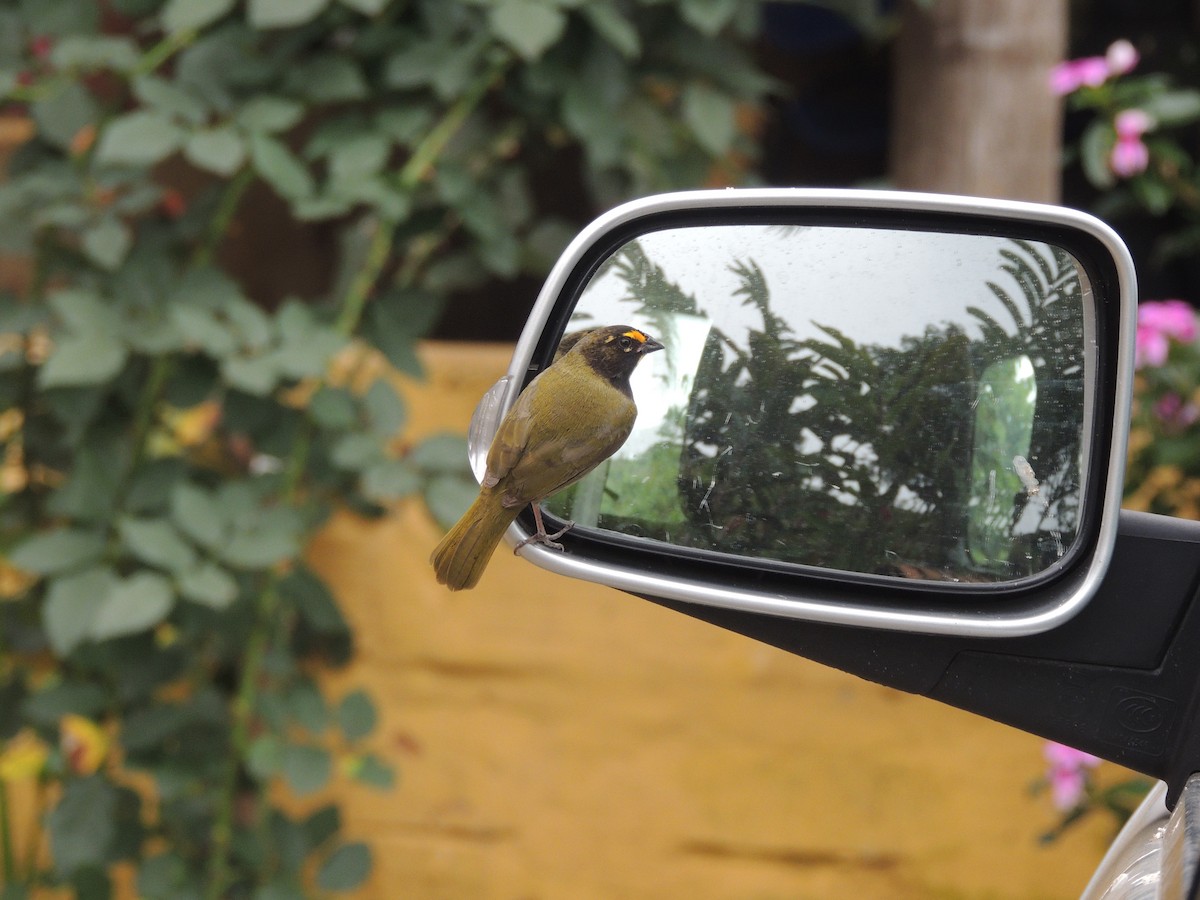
[0,0,770,896]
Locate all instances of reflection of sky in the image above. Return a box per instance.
[577,224,1079,349]
[569,223,1089,460]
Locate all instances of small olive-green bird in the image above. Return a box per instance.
[431,324,664,591]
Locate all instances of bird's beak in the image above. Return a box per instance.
[639,336,665,354]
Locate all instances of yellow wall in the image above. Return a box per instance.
[308,341,1132,900]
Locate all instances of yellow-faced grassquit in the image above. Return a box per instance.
[430,325,664,591]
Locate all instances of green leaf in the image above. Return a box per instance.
[303,804,341,850]
[348,752,395,789]
[489,0,566,61]
[118,517,198,573]
[1142,89,1200,126]
[247,734,284,781]
[126,459,187,515]
[9,528,106,575]
[49,776,117,878]
[361,458,420,501]
[362,291,442,378]
[161,0,237,32]
[273,301,347,378]
[236,96,305,134]
[120,704,195,753]
[363,379,406,437]
[682,83,736,155]
[14,1,97,37]
[46,440,123,523]
[1080,121,1116,190]
[184,125,246,176]
[219,505,302,568]
[423,473,477,530]
[327,133,390,182]
[136,852,190,899]
[170,482,226,550]
[38,332,127,389]
[282,743,332,795]
[316,842,371,892]
[281,568,348,635]
[248,0,330,29]
[89,571,175,641]
[222,352,279,396]
[1131,173,1174,215]
[286,56,368,104]
[287,681,329,734]
[50,36,140,72]
[132,76,210,125]
[410,433,469,475]
[48,288,115,333]
[250,134,315,201]
[582,5,640,58]
[309,387,357,429]
[81,217,133,271]
[337,0,388,13]
[331,433,382,471]
[32,83,99,150]
[23,682,108,727]
[177,561,239,609]
[337,690,377,742]
[43,567,113,656]
[94,110,184,167]
[680,0,740,35]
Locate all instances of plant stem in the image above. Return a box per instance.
[192,168,255,269]
[333,59,507,337]
[134,28,199,77]
[0,782,15,887]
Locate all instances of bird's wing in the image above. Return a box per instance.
[483,377,540,484]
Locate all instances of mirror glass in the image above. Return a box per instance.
[542,223,1094,585]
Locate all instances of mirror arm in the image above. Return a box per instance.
[640,509,1200,807]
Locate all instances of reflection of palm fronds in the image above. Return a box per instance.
[968,240,1083,365]
[613,240,700,317]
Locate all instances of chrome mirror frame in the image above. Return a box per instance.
[469,189,1138,638]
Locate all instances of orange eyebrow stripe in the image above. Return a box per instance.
[622,330,648,343]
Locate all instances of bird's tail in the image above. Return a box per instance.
[430,492,522,591]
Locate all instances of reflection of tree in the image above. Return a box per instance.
[675,267,979,575]
[567,235,1085,582]
[967,241,1085,564]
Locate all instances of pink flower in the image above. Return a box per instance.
[1115,109,1153,138]
[1154,392,1200,429]
[1049,39,1140,95]
[1044,742,1102,811]
[1110,109,1154,178]
[1136,300,1197,368]
[1111,135,1149,177]
[1106,39,1140,76]
[1049,56,1110,95]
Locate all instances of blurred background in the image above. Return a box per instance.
[1,0,1199,897]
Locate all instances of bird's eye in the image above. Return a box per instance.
[618,336,633,350]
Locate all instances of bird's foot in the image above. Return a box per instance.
[514,521,575,554]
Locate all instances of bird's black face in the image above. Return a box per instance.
[576,325,664,381]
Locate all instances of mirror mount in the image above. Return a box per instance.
[642,509,1200,808]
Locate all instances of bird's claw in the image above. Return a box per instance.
[514,521,575,555]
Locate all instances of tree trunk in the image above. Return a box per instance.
[890,0,1068,203]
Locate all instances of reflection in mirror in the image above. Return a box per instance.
[542,224,1093,585]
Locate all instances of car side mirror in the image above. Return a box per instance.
[473,189,1137,635]
[469,189,1200,807]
